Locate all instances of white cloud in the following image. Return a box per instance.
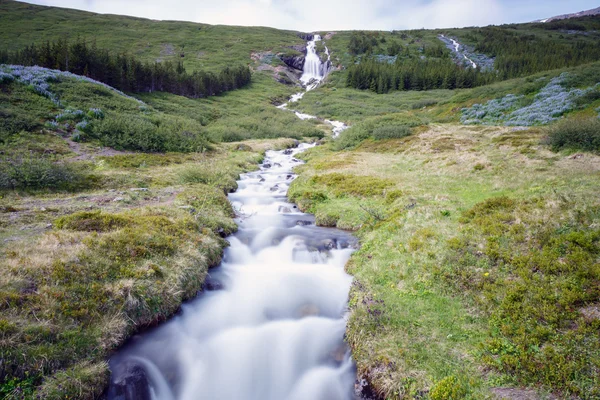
[19,0,581,31]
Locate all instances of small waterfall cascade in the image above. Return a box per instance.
[107,145,358,400]
[279,34,348,138]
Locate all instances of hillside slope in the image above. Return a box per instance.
[0,0,304,73]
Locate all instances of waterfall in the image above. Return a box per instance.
[300,35,331,90]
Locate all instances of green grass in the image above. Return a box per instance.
[289,123,600,399]
[0,0,306,74]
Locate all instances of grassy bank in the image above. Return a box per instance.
[289,124,600,399]
[0,137,298,398]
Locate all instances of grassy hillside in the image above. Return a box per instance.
[0,0,304,73]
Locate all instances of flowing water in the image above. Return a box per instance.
[108,144,359,399]
[278,34,349,138]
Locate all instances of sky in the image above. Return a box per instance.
[20,0,600,31]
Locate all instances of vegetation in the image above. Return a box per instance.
[290,123,600,399]
[1,1,600,399]
[2,37,252,98]
[346,58,492,93]
[547,117,600,152]
[0,0,306,73]
[0,138,298,398]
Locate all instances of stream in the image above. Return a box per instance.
[108,35,359,400]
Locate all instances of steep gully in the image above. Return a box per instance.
[108,36,360,400]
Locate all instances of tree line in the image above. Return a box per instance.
[463,26,600,79]
[0,37,252,98]
[346,58,494,93]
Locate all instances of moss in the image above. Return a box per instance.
[430,376,468,400]
[54,211,133,232]
[310,173,393,197]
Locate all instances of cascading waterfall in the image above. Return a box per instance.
[300,34,330,89]
[279,34,349,138]
[108,145,358,400]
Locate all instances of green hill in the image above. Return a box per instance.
[0,0,304,73]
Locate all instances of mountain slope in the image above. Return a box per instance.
[537,5,600,22]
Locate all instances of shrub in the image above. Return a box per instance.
[371,125,412,140]
[430,376,468,400]
[547,117,600,152]
[87,108,105,119]
[462,73,600,126]
[0,109,43,143]
[0,155,93,191]
[75,120,93,134]
[92,114,211,153]
[55,109,85,122]
[178,165,237,192]
[332,126,371,150]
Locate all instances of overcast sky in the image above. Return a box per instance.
[20,0,600,31]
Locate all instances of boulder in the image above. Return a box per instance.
[204,276,224,291]
[107,361,151,400]
[295,220,312,226]
[298,33,315,41]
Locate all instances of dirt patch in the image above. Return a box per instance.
[160,43,175,56]
[492,387,556,400]
[63,137,131,161]
[580,304,600,322]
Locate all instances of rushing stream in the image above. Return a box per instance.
[108,33,358,400]
[108,144,359,399]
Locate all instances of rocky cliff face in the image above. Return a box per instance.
[298,33,314,41]
[279,45,307,71]
[279,55,305,71]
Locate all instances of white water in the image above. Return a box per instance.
[440,34,477,69]
[278,34,349,138]
[108,145,358,400]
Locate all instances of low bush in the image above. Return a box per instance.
[92,114,212,153]
[547,117,600,152]
[332,126,371,150]
[371,125,412,140]
[311,173,393,197]
[0,155,94,191]
[0,108,42,144]
[178,165,238,193]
